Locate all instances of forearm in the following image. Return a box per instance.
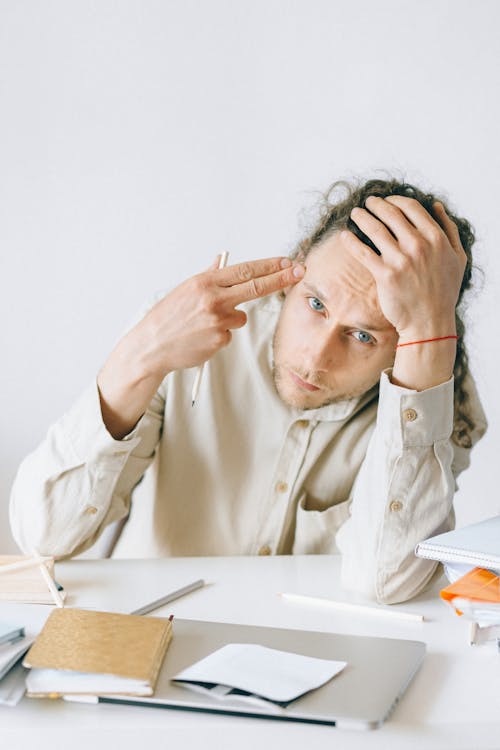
[97,321,165,440]
[337,446,454,604]
[336,371,456,603]
[9,381,162,558]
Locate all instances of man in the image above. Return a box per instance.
[10,178,487,603]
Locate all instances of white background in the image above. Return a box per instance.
[1,0,499,552]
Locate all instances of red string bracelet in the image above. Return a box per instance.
[396,335,458,348]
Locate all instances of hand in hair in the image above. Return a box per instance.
[343,195,466,340]
[343,195,467,391]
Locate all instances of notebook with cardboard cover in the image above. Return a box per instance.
[24,607,172,697]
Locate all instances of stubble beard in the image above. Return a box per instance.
[272,362,369,410]
[271,328,370,410]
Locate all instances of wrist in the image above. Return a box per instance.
[97,333,165,440]
[392,340,455,392]
[396,334,458,349]
[397,320,457,345]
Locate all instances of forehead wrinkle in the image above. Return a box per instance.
[305,269,385,330]
[305,235,392,331]
[336,266,375,296]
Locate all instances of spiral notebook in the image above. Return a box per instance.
[415,515,500,572]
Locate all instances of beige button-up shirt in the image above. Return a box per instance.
[9,294,487,603]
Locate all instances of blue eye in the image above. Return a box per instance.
[352,331,373,344]
[308,297,325,312]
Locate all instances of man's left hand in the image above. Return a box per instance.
[342,195,467,342]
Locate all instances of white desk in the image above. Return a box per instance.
[1,555,499,750]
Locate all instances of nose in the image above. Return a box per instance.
[302,327,340,373]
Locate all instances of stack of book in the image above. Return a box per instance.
[416,515,500,647]
[0,622,35,706]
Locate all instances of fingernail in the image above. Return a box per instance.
[280,257,292,268]
[293,264,305,278]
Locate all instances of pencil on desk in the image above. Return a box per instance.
[31,551,65,608]
[279,592,424,623]
[191,251,229,406]
[131,579,205,616]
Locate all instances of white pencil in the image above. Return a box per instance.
[31,551,65,608]
[279,592,424,623]
[191,251,229,406]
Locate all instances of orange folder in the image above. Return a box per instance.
[440,567,500,614]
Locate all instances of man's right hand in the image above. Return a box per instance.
[135,256,304,376]
[97,256,304,438]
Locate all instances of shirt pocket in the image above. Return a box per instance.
[292,493,351,554]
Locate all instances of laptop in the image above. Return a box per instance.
[78,618,425,730]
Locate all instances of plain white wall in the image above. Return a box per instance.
[1,0,499,553]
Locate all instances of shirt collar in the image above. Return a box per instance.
[289,384,379,423]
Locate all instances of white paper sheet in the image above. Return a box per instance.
[0,637,34,681]
[443,562,475,583]
[0,621,24,645]
[172,643,346,705]
[26,668,151,696]
[0,660,29,706]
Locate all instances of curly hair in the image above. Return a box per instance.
[290,178,476,448]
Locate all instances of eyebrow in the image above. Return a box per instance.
[302,281,389,333]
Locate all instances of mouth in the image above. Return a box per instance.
[289,370,321,392]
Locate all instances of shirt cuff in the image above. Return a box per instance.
[59,379,142,463]
[377,369,454,449]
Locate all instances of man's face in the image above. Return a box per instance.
[272,232,399,410]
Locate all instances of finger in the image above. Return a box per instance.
[224,309,248,330]
[350,206,401,259]
[216,257,293,287]
[224,263,305,305]
[340,230,383,279]
[364,196,419,244]
[433,202,464,255]
[383,195,444,242]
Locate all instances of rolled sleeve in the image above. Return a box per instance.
[377,370,455,448]
[336,369,457,604]
[63,380,143,467]
[10,379,163,558]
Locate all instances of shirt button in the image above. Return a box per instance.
[403,408,418,422]
[84,506,98,515]
[389,500,403,512]
[258,545,272,556]
[275,481,288,493]
[296,419,309,429]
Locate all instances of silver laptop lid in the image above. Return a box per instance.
[100,618,425,730]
